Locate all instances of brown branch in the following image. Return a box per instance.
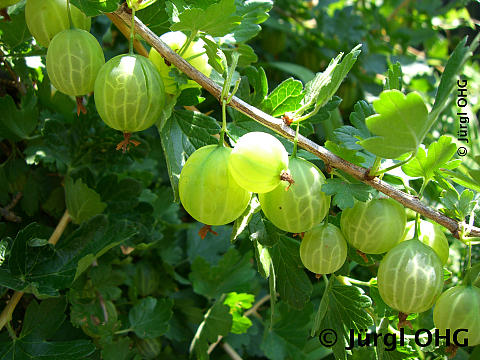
[111,7,480,238]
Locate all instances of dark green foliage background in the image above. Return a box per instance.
[0,0,479,359]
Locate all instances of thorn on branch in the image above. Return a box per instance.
[281,114,294,126]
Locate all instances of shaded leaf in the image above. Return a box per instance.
[189,248,256,299]
[0,91,38,141]
[189,298,232,359]
[270,236,312,309]
[129,297,174,339]
[65,177,106,225]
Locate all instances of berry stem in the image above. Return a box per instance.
[66,0,74,29]
[219,52,240,145]
[373,152,416,176]
[368,156,382,177]
[219,98,227,146]
[129,8,136,55]
[413,212,420,240]
[179,30,198,57]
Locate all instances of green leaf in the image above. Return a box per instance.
[439,187,478,221]
[438,168,480,193]
[270,236,312,309]
[0,91,38,141]
[0,216,135,296]
[300,44,361,116]
[160,115,195,202]
[321,178,375,210]
[20,297,67,340]
[189,248,256,299]
[202,36,227,74]
[101,338,132,360]
[70,0,120,16]
[261,301,313,360]
[334,100,373,150]
[318,280,374,360]
[136,1,170,35]
[230,0,272,43]
[231,195,260,243]
[159,110,219,201]
[248,213,279,247]
[189,298,232,359]
[254,239,272,278]
[174,109,221,149]
[0,5,30,48]
[0,297,95,359]
[223,292,254,334]
[384,62,402,91]
[170,0,242,37]
[325,140,365,166]
[401,135,460,183]
[429,33,480,124]
[129,297,174,338]
[262,78,304,117]
[65,177,106,225]
[359,90,429,159]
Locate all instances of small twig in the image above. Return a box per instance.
[244,294,270,317]
[222,342,243,360]
[0,192,22,222]
[112,6,480,238]
[0,210,71,332]
[0,291,24,331]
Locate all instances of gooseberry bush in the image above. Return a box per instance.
[0,0,479,359]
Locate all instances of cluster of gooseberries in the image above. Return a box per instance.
[21,0,211,150]
[179,131,479,344]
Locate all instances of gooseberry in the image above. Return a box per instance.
[25,0,90,47]
[340,198,406,254]
[377,239,444,314]
[433,285,480,347]
[46,29,104,96]
[403,219,449,265]
[149,31,212,94]
[259,156,330,233]
[94,54,165,134]
[300,223,347,274]
[179,144,251,225]
[228,132,290,194]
